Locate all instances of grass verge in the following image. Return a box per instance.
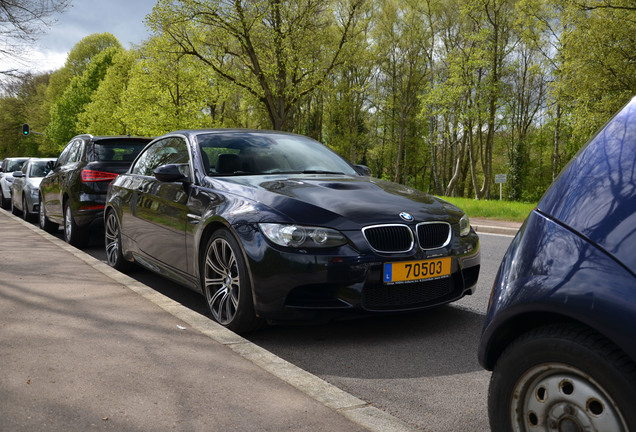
[438,197,536,222]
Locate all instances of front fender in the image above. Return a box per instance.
[479,210,636,370]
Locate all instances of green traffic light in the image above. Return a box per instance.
[22,123,29,135]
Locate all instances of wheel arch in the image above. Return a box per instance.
[482,311,608,371]
[197,220,258,309]
[21,191,28,212]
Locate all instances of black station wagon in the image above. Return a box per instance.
[39,135,151,247]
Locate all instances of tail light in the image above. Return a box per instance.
[81,169,118,182]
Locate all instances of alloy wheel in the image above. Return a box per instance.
[64,204,73,242]
[204,237,240,325]
[22,196,30,221]
[39,197,46,228]
[105,212,120,267]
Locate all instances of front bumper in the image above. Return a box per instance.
[240,226,481,321]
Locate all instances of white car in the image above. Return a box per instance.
[0,157,29,210]
[11,158,56,222]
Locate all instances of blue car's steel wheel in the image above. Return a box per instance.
[202,229,261,333]
[512,363,626,431]
[489,324,636,432]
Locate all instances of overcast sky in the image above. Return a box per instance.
[19,0,157,73]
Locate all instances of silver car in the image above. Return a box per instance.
[1,157,29,210]
[11,158,56,222]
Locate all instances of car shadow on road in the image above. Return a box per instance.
[246,305,485,380]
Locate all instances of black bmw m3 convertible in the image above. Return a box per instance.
[104,130,480,332]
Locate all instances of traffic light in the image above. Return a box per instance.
[22,123,30,136]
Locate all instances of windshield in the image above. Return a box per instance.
[196,132,358,176]
[91,141,149,163]
[5,159,27,172]
[29,160,51,178]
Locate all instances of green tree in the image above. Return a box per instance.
[0,0,69,77]
[40,33,123,151]
[0,73,51,157]
[77,49,136,135]
[371,0,433,185]
[559,0,636,152]
[147,0,367,131]
[119,35,236,137]
[46,46,121,149]
[320,1,373,165]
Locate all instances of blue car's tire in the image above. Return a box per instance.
[488,324,636,431]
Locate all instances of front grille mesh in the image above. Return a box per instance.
[363,277,452,309]
[417,223,451,249]
[362,225,412,253]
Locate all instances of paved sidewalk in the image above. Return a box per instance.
[0,210,415,432]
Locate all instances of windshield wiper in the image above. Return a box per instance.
[283,170,345,175]
[212,171,256,176]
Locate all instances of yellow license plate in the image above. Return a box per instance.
[383,257,452,284]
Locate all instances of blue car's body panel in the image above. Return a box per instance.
[479,96,636,370]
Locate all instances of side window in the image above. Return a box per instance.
[56,141,75,166]
[131,137,190,178]
[56,140,82,166]
[68,140,84,163]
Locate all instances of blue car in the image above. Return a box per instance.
[479,96,636,431]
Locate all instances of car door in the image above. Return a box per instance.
[41,139,83,221]
[11,161,29,210]
[126,136,193,274]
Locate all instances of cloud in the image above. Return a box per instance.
[26,0,156,72]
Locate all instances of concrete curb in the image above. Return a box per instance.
[472,223,520,236]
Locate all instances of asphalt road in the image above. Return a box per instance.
[73,226,513,431]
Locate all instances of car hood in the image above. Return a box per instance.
[538,96,636,272]
[27,178,44,189]
[209,175,463,230]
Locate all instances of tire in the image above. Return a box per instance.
[11,196,20,216]
[104,210,132,272]
[39,194,59,233]
[488,324,636,432]
[22,195,34,222]
[63,201,89,248]
[201,228,264,333]
[0,190,9,210]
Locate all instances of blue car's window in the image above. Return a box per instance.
[196,132,357,176]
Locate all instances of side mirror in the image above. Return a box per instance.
[354,164,372,176]
[154,164,189,183]
[13,171,25,178]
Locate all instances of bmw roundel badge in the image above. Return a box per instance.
[399,212,413,221]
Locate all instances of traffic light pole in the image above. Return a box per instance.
[21,123,44,136]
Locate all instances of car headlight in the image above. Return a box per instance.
[459,214,471,236]
[259,223,347,248]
